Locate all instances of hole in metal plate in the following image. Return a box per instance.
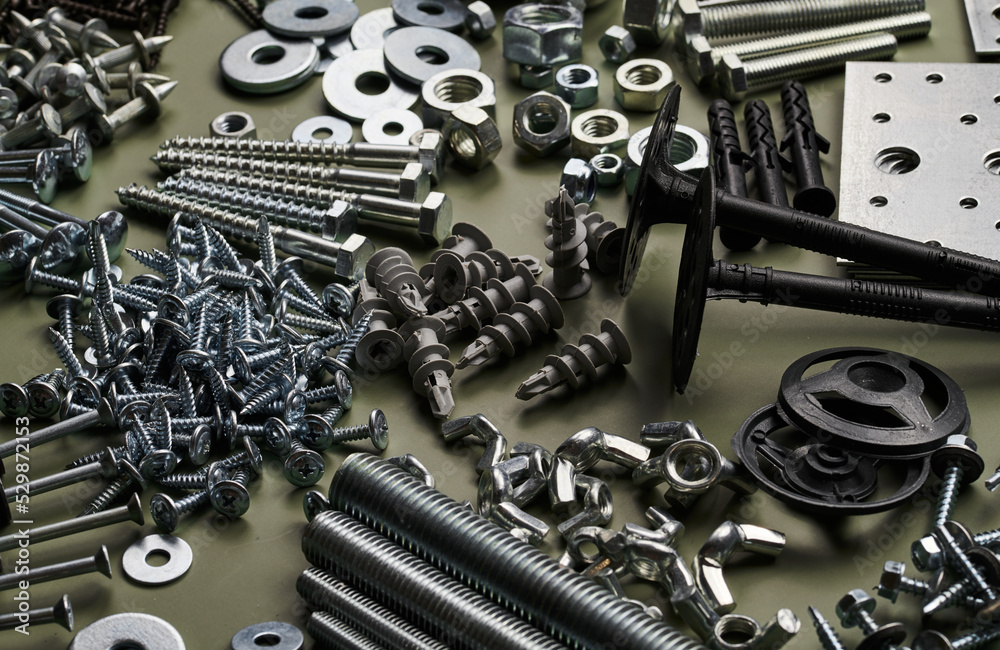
[870,196,887,207]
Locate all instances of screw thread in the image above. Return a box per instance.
[807,607,846,650]
[161,136,351,163]
[132,419,160,454]
[89,308,113,356]
[938,526,997,601]
[174,489,211,515]
[898,575,928,596]
[305,611,383,650]
[325,455,709,650]
[31,267,81,293]
[925,579,972,614]
[67,445,127,469]
[157,471,209,489]
[152,401,172,450]
[163,178,326,233]
[281,292,329,320]
[974,527,1000,547]
[171,415,215,430]
[112,285,158,311]
[702,0,924,39]
[204,368,230,410]
[178,166,347,206]
[79,473,133,516]
[191,298,216,351]
[52,0,139,25]
[329,423,369,444]
[56,307,76,348]
[336,311,371,365]
[320,405,345,426]
[241,382,283,416]
[283,313,343,334]
[48,327,84,377]
[118,184,255,241]
[955,624,1000,650]
[283,272,324,311]
[314,331,349,351]
[742,33,898,92]
[255,217,277,276]
[933,465,965,528]
[297,567,448,650]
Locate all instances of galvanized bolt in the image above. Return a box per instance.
[934,523,999,603]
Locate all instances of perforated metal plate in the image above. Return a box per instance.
[838,62,1000,276]
[964,0,1000,55]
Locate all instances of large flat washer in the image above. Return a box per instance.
[350,7,399,50]
[383,26,480,84]
[122,534,193,585]
[231,622,304,650]
[263,0,360,37]
[69,613,185,650]
[392,0,466,32]
[219,29,318,94]
[322,49,418,122]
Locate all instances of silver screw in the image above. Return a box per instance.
[686,11,930,84]
[718,33,898,102]
[807,606,846,650]
[934,524,998,603]
[677,0,924,42]
[0,493,143,551]
[116,184,374,281]
[0,594,73,632]
[94,80,178,143]
[930,436,983,530]
[4,447,119,502]
[336,311,371,366]
[159,131,446,184]
[0,397,115,458]
[917,626,1000,650]
[149,465,227,533]
[157,154,430,201]
[328,408,389,450]
[835,589,907,649]
[0,545,112,591]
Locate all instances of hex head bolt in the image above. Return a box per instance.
[0,492,143,552]
[0,397,115,459]
[0,545,112,592]
[0,594,73,632]
[676,0,923,42]
[516,318,631,400]
[165,157,431,202]
[92,32,173,70]
[4,447,119,502]
[304,509,587,650]
[399,317,455,418]
[95,80,178,143]
[44,6,120,51]
[835,589,907,650]
[778,81,836,217]
[326,454,708,650]
[159,132,447,184]
[116,184,374,281]
[708,99,759,251]
[717,33,898,103]
[743,99,789,216]
[543,188,591,300]
[929,435,984,530]
[877,561,935,604]
[808,606,847,650]
[298,567,448,650]
[457,284,565,368]
[665,170,1000,392]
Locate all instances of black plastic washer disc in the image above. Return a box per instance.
[731,403,930,516]
[777,347,968,459]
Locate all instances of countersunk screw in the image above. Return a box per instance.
[0,493,143,551]
[835,588,907,649]
[0,545,112,592]
[930,435,984,530]
[0,594,73,632]
[808,606,846,650]
[717,33,898,102]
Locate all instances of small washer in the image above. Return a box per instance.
[263,0,360,37]
[383,26,480,84]
[69,613,185,650]
[122,534,193,585]
[362,108,423,145]
[322,49,418,122]
[350,7,399,50]
[392,0,466,32]
[231,622,304,650]
[292,115,353,144]
[220,29,318,94]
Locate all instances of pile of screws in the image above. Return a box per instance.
[0,10,177,200]
[0,207,390,538]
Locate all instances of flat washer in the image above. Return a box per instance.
[383,26,480,84]
[392,0,466,32]
[69,613,185,650]
[231,622,304,650]
[350,7,399,50]
[322,48,418,122]
[220,29,318,94]
[292,115,353,144]
[122,534,193,585]
[362,108,423,145]
[323,30,354,59]
[263,0,360,37]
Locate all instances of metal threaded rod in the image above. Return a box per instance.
[699,0,925,40]
[326,454,708,650]
[297,567,448,650]
[302,510,568,650]
[306,611,383,650]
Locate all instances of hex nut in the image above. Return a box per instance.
[443,105,502,170]
[421,68,497,128]
[512,63,554,89]
[599,25,637,64]
[554,64,599,109]
[502,3,583,66]
[571,108,629,160]
[209,111,256,139]
[625,124,709,196]
[560,158,596,204]
[589,153,624,187]
[512,91,571,158]
[623,0,675,46]
[465,0,497,39]
[614,58,674,112]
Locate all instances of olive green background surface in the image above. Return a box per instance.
[2,1,997,647]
